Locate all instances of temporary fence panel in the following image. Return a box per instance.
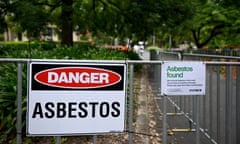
[0,59,130,144]
[0,59,161,144]
[1,53,240,144]
[151,51,240,144]
[182,53,240,144]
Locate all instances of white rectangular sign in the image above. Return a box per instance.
[27,62,127,135]
[161,61,206,96]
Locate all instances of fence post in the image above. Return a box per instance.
[16,63,22,144]
[226,65,232,144]
[216,66,221,143]
[162,95,167,144]
[236,65,240,144]
[209,66,213,137]
[195,96,200,144]
[56,137,61,144]
[128,64,134,144]
[177,51,183,60]
[93,135,97,144]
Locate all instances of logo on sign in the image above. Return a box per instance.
[34,67,121,89]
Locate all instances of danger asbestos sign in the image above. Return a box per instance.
[27,62,127,136]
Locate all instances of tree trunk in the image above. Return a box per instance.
[61,0,73,46]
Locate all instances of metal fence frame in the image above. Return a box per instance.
[1,53,240,144]
[0,58,161,144]
[150,50,240,144]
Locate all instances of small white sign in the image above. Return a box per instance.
[27,62,127,136]
[161,61,206,96]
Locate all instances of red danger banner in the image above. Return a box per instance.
[31,63,125,90]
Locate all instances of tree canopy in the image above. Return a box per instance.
[1,0,240,48]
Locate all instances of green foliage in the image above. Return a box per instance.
[219,0,240,8]
[10,0,49,39]
[0,63,27,143]
[177,1,240,48]
[0,41,55,58]
[2,0,240,48]
[0,34,4,41]
[147,46,160,51]
[0,42,141,143]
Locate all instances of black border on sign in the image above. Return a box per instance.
[27,61,127,136]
